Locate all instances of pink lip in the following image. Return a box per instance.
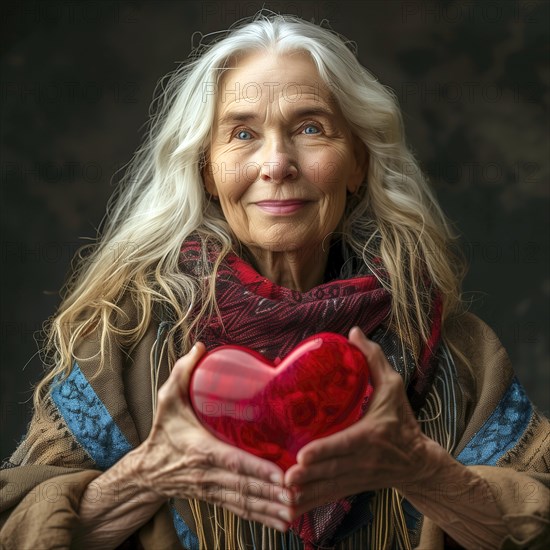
[255,200,309,215]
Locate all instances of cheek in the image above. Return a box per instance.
[318,168,350,206]
[217,199,251,240]
[315,152,351,223]
[323,192,347,225]
[212,156,257,202]
[215,181,251,230]
[307,147,352,190]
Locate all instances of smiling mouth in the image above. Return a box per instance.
[254,200,310,215]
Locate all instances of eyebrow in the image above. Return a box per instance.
[218,106,337,127]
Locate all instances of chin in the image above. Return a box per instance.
[256,237,322,254]
[257,242,301,253]
[242,226,325,254]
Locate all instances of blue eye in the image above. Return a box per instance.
[236,130,252,140]
[303,124,320,135]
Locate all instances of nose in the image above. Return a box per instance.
[259,138,298,183]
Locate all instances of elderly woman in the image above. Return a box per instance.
[1,13,548,550]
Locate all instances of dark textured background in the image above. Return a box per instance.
[1,0,549,458]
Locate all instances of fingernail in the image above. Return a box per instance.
[281,488,301,504]
[272,520,288,532]
[278,490,298,504]
[278,509,292,522]
[270,472,283,484]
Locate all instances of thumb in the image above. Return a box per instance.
[170,342,207,395]
[348,327,393,390]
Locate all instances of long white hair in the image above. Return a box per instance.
[37,12,467,403]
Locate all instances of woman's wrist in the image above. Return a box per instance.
[75,445,167,549]
[79,445,167,518]
[398,452,470,513]
[396,446,507,549]
[108,444,167,504]
[397,436,457,498]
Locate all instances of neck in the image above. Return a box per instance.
[245,245,330,292]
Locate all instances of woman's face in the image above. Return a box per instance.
[204,51,366,253]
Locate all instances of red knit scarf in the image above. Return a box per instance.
[179,239,442,548]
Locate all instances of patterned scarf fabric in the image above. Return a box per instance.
[179,239,443,549]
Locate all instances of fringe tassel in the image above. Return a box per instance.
[149,336,159,414]
[189,499,208,549]
[150,321,170,417]
[247,520,257,550]
[214,505,224,549]
[417,342,458,453]
[186,493,413,549]
[370,488,391,549]
[392,490,412,550]
[235,514,246,550]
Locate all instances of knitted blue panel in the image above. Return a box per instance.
[457,377,532,466]
[51,362,132,469]
[170,503,200,550]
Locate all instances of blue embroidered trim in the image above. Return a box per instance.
[50,362,133,469]
[457,377,532,466]
[51,362,199,546]
[170,504,200,550]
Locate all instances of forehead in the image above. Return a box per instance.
[215,51,335,109]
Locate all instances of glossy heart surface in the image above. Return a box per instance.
[189,332,372,470]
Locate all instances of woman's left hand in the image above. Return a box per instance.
[283,327,447,516]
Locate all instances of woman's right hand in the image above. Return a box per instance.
[131,343,292,532]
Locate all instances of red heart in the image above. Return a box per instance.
[189,332,372,470]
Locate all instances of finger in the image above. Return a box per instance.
[295,428,357,467]
[173,342,207,393]
[286,453,356,486]
[222,501,290,532]
[349,327,397,389]
[288,476,357,516]
[216,443,285,485]
[155,343,207,416]
[198,468,288,504]
[196,471,293,531]
[160,342,206,401]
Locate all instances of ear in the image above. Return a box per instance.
[347,136,369,194]
[201,153,218,198]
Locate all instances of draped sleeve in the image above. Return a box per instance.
[0,295,171,548]
[417,312,550,548]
